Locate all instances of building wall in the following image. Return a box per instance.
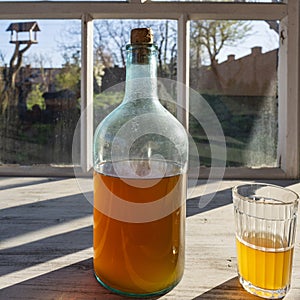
[190,47,278,97]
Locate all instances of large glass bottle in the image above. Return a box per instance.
[93,28,188,297]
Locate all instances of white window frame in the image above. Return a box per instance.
[0,0,298,179]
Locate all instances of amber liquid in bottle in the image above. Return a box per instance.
[93,163,185,295]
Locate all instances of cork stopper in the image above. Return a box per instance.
[131,28,153,45]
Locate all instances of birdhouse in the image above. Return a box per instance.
[6,21,40,44]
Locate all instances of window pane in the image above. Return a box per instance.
[189,20,279,168]
[0,20,81,165]
[93,19,178,130]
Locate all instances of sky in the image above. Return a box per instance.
[0,19,279,68]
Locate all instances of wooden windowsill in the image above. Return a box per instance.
[0,177,299,299]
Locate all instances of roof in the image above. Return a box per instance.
[6,22,40,32]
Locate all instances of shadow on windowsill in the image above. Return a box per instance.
[0,258,160,300]
[0,258,263,300]
[192,276,261,300]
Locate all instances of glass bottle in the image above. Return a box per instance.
[93,28,188,297]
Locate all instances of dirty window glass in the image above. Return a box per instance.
[0,20,81,165]
[189,20,279,168]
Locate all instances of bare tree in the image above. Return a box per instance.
[191,20,251,67]
[0,50,5,65]
[156,21,177,78]
[94,20,155,67]
[27,53,53,92]
[93,20,177,71]
[94,21,126,68]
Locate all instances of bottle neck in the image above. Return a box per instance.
[123,44,158,103]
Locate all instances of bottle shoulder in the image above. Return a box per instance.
[94,98,188,150]
[95,98,184,133]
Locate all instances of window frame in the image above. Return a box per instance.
[0,0,298,179]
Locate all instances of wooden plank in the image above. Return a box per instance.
[0,2,287,20]
[278,0,300,178]
[80,14,94,173]
[177,14,190,130]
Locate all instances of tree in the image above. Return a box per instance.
[25,53,54,93]
[94,20,154,67]
[26,83,45,110]
[0,41,33,111]
[191,20,252,68]
[55,50,81,97]
[0,50,5,65]
[0,51,5,94]
[156,20,177,78]
[93,20,177,78]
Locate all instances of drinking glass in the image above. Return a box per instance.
[233,183,299,299]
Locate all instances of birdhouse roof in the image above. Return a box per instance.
[6,22,40,32]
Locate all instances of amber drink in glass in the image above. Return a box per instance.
[233,183,299,299]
